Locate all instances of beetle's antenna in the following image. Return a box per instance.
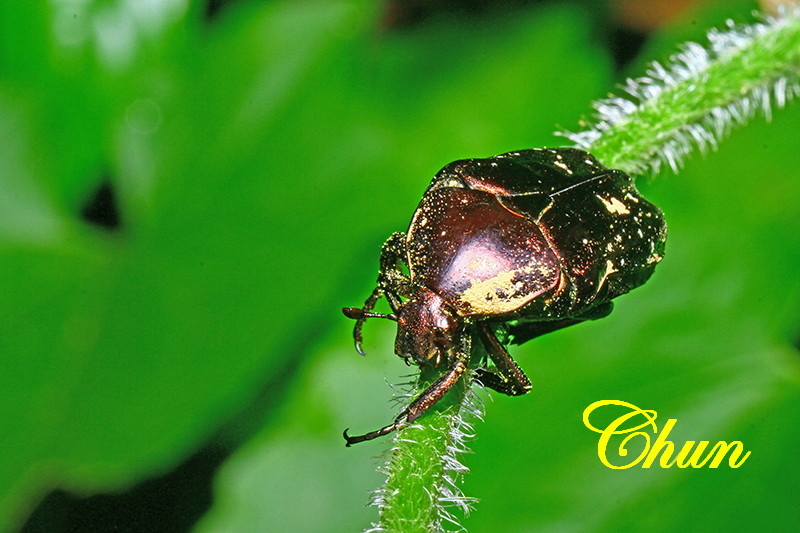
[342,307,397,321]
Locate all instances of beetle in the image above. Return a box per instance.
[342,147,667,446]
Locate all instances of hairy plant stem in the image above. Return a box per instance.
[569,10,800,175]
[373,363,473,533]
[371,8,800,533]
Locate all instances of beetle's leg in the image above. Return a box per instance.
[505,317,583,346]
[345,286,387,355]
[404,359,468,423]
[343,357,469,446]
[376,232,412,301]
[473,323,531,396]
[507,301,614,345]
[342,233,409,355]
[346,233,410,355]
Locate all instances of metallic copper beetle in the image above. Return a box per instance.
[342,147,666,446]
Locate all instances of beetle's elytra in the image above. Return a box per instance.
[342,147,667,446]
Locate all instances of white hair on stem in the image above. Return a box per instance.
[364,375,484,533]
[560,8,800,175]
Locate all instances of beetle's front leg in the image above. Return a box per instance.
[343,337,471,446]
[404,358,468,423]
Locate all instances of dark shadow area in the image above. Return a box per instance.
[21,445,228,533]
[381,0,647,71]
[80,180,121,230]
[204,0,245,21]
[381,0,546,29]
[607,25,648,71]
[19,303,323,532]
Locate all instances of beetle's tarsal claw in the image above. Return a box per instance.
[343,427,370,447]
[343,421,401,446]
[351,318,368,356]
[354,339,366,356]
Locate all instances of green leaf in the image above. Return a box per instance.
[0,0,400,528]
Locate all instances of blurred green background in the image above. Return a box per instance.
[1,0,798,531]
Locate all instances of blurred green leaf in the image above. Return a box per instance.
[0,0,400,528]
[195,3,800,533]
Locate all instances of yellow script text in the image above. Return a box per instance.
[582,400,751,469]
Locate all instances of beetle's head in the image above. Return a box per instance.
[395,289,459,366]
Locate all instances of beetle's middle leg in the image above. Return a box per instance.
[473,323,531,396]
[376,232,411,306]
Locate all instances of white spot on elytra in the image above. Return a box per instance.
[553,160,573,174]
[597,195,630,215]
[625,192,640,202]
